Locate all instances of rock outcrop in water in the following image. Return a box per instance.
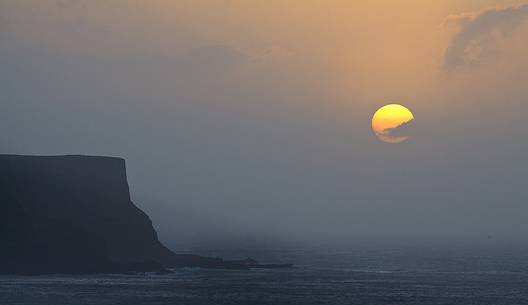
[0,155,291,274]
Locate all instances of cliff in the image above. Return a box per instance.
[0,155,290,274]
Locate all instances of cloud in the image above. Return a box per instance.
[249,46,294,63]
[443,4,528,71]
[383,118,415,138]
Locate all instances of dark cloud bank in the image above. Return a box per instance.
[443,4,528,70]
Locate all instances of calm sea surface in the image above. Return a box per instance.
[1,246,527,305]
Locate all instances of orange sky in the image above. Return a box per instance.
[2,0,528,242]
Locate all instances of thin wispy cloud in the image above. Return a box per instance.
[382,118,415,138]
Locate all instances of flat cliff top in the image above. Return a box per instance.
[0,154,125,162]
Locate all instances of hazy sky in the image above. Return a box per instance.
[1,1,527,249]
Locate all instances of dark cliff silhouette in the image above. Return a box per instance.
[0,155,290,274]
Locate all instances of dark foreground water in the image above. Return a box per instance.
[1,246,528,305]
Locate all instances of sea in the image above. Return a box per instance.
[1,244,528,305]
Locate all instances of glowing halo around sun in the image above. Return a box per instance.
[371,104,415,144]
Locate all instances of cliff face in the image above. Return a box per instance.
[0,154,290,274]
[0,155,187,274]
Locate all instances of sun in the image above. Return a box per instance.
[371,104,415,144]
